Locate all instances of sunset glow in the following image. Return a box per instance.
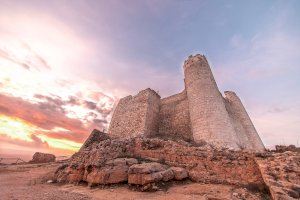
[0,12,115,156]
[0,114,82,152]
[0,0,299,160]
[0,115,35,142]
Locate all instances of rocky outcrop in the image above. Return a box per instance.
[255,151,300,200]
[54,135,265,189]
[29,152,56,164]
[79,129,110,152]
[274,145,300,153]
[53,129,299,199]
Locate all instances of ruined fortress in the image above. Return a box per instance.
[108,54,265,152]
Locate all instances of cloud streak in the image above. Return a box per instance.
[0,42,51,71]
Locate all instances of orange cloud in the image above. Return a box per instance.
[0,92,113,155]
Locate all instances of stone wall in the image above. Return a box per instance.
[224,91,265,152]
[183,55,239,149]
[158,90,192,141]
[224,95,253,150]
[108,88,160,138]
[144,90,161,137]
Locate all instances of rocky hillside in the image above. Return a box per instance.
[54,130,300,200]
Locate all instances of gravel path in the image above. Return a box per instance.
[0,163,90,200]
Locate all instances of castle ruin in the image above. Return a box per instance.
[108,54,265,152]
[54,55,300,199]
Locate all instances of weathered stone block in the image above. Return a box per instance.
[170,167,188,180]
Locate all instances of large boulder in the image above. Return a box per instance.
[29,152,55,164]
[128,162,174,185]
[58,158,139,186]
[89,158,139,185]
[86,165,129,185]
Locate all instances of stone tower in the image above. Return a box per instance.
[224,91,265,151]
[183,54,239,149]
[108,88,160,139]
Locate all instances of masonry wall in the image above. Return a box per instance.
[108,88,160,138]
[144,90,161,137]
[224,91,265,152]
[158,90,192,141]
[224,95,253,150]
[183,54,240,150]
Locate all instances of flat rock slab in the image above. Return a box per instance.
[87,165,129,185]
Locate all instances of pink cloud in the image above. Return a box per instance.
[0,93,112,143]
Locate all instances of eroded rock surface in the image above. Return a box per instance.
[256,151,300,200]
[128,162,173,185]
[170,167,188,180]
[79,129,110,152]
[54,136,264,188]
[53,133,299,199]
[274,145,300,153]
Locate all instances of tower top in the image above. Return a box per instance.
[183,54,208,69]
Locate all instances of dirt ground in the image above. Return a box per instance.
[0,162,268,200]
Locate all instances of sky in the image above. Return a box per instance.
[0,0,299,159]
